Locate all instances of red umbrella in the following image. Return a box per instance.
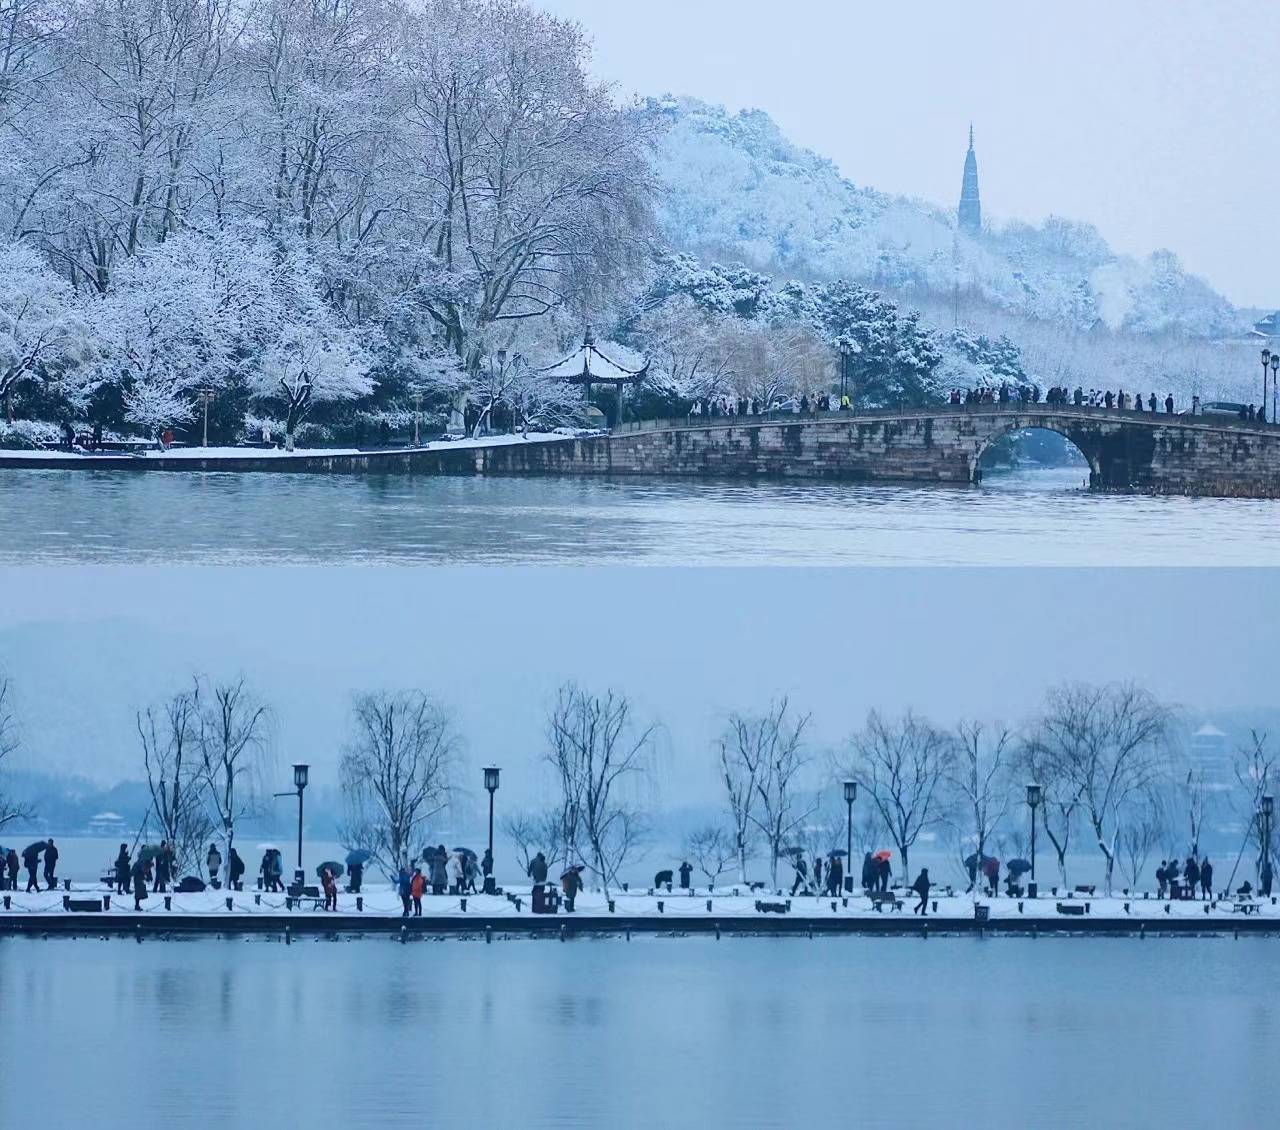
[873,850,892,862]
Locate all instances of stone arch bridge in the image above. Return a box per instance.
[472,405,1280,498]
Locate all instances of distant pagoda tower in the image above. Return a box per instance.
[958,124,981,236]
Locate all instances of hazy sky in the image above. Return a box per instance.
[4,566,1272,804]
[533,0,1279,308]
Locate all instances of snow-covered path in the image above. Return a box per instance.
[4,883,1276,934]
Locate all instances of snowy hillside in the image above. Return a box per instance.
[648,97,1244,340]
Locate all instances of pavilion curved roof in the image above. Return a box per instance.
[539,327,648,384]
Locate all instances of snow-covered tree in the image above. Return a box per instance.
[252,253,374,446]
[0,241,89,420]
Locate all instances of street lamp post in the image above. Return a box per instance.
[412,391,423,446]
[1026,783,1042,889]
[197,389,215,448]
[1263,350,1272,421]
[1264,355,1274,427]
[483,766,500,894]
[839,341,851,407]
[291,763,308,886]
[843,779,857,892]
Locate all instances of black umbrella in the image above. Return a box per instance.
[963,852,998,869]
[827,849,849,858]
[316,861,345,879]
[1007,859,1032,875]
[452,847,477,861]
[22,841,45,861]
[344,849,371,867]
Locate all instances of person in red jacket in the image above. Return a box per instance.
[321,866,338,912]
[410,867,426,916]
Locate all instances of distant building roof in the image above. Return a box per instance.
[1193,723,1226,738]
[1254,312,1280,338]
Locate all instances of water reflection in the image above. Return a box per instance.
[1,935,1274,1129]
[4,467,1278,565]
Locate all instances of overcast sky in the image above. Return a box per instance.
[533,0,1279,309]
[4,566,1273,805]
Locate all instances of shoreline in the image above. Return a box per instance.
[4,888,1278,938]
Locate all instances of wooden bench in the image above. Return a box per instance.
[755,900,790,914]
[1073,885,1096,896]
[1056,902,1087,916]
[1232,901,1259,915]
[869,892,903,912]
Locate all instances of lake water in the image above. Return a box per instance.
[3,467,1279,565]
[1,934,1275,1129]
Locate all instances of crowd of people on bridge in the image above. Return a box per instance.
[688,391,853,419]
[948,384,1180,414]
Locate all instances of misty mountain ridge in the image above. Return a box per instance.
[648,96,1245,342]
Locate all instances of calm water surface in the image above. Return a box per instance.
[0,935,1275,1129]
[2,467,1278,565]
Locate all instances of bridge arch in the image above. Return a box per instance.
[970,419,1100,487]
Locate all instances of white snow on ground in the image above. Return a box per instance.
[0,432,571,464]
[3,885,1274,924]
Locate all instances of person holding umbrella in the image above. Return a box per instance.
[22,841,43,892]
[861,852,876,893]
[131,855,150,911]
[345,850,369,894]
[827,852,845,897]
[875,851,892,893]
[981,855,1000,898]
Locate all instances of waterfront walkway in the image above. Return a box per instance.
[3,884,1277,937]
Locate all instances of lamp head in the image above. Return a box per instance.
[1026,782,1042,808]
[293,763,309,790]
[843,779,857,804]
[484,766,501,793]
[1263,794,1274,818]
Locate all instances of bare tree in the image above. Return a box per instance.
[1119,791,1166,891]
[683,824,735,889]
[502,807,565,878]
[1231,731,1277,883]
[196,677,272,889]
[1180,763,1210,859]
[1015,732,1082,887]
[720,698,813,887]
[947,720,1012,899]
[718,724,760,884]
[338,690,460,880]
[544,683,655,896]
[844,709,953,884]
[0,674,32,831]
[136,680,213,875]
[1023,682,1171,895]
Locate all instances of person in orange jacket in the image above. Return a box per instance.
[410,867,426,916]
